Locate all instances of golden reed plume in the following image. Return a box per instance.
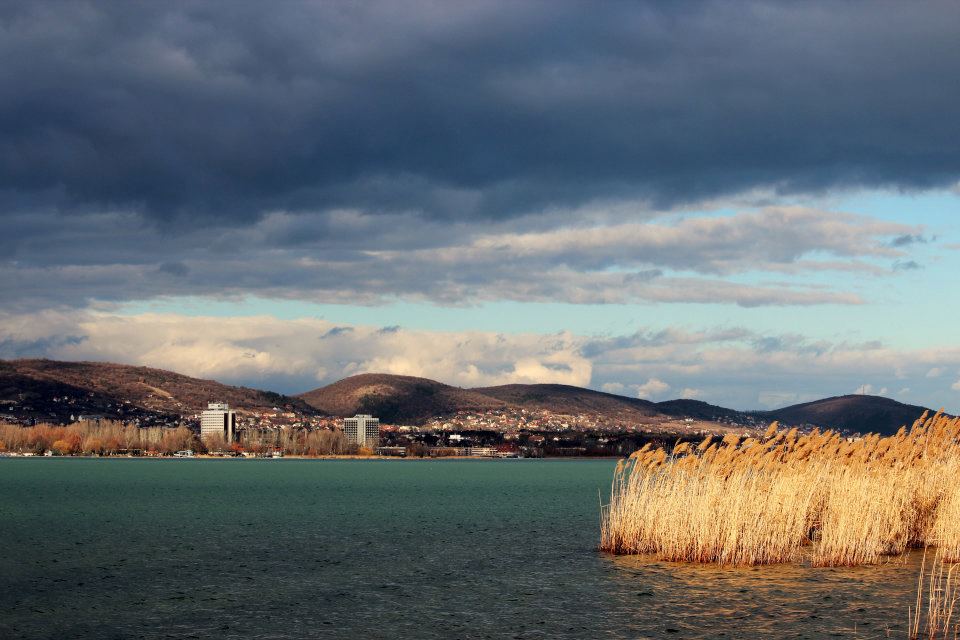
[601,411,960,567]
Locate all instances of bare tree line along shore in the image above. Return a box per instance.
[0,421,353,457]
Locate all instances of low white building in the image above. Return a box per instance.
[343,414,380,449]
[201,402,237,443]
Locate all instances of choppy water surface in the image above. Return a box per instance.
[0,459,919,639]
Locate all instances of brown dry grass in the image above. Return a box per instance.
[601,411,960,567]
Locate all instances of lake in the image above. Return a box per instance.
[0,459,920,639]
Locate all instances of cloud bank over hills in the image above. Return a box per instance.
[3,309,959,412]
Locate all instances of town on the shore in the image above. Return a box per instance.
[0,399,755,459]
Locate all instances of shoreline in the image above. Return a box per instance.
[0,453,624,461]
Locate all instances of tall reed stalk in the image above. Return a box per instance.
[909,549,960,640]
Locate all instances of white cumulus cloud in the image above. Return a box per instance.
[635,378,671,400]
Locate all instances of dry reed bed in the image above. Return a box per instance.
[601,411,960,567]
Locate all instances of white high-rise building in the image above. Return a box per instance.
[343,414,380,449]
[201,402,237,443]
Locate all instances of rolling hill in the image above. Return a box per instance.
[653,399,747,423]
[474,383,660,419]
[758,394,935,435]
[0,359,315,422]
[298,373,508,425]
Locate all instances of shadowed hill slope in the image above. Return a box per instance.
[0,359,314,422]
[758,394,935,435]
[653,399,746,422]
[298,373,508,424]
[473,383,660,419]
[477,384,747,425]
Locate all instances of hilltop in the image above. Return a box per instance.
[0,359,315,423]
[474,385,745,424]
[758,394,935,435]
[654,399,747,423]
[474,383,660,419]
[298,373,508,425]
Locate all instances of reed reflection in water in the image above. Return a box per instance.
[602,550,921,639]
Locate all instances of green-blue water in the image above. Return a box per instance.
[0,459,919,639]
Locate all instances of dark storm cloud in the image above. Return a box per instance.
[157,261,190,277]
[1,0,959,224]
[0,334,85,359]
[893,259,922,271]
[321,326,354,339]
[890,234,930,248]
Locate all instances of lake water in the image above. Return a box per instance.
[0,459,921,639]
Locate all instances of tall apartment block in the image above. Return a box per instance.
[201,402,237,443]
[343,414,380,449]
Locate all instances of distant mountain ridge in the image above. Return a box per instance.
[0,358,939,435]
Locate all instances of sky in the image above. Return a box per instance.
[2,1,960,410]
